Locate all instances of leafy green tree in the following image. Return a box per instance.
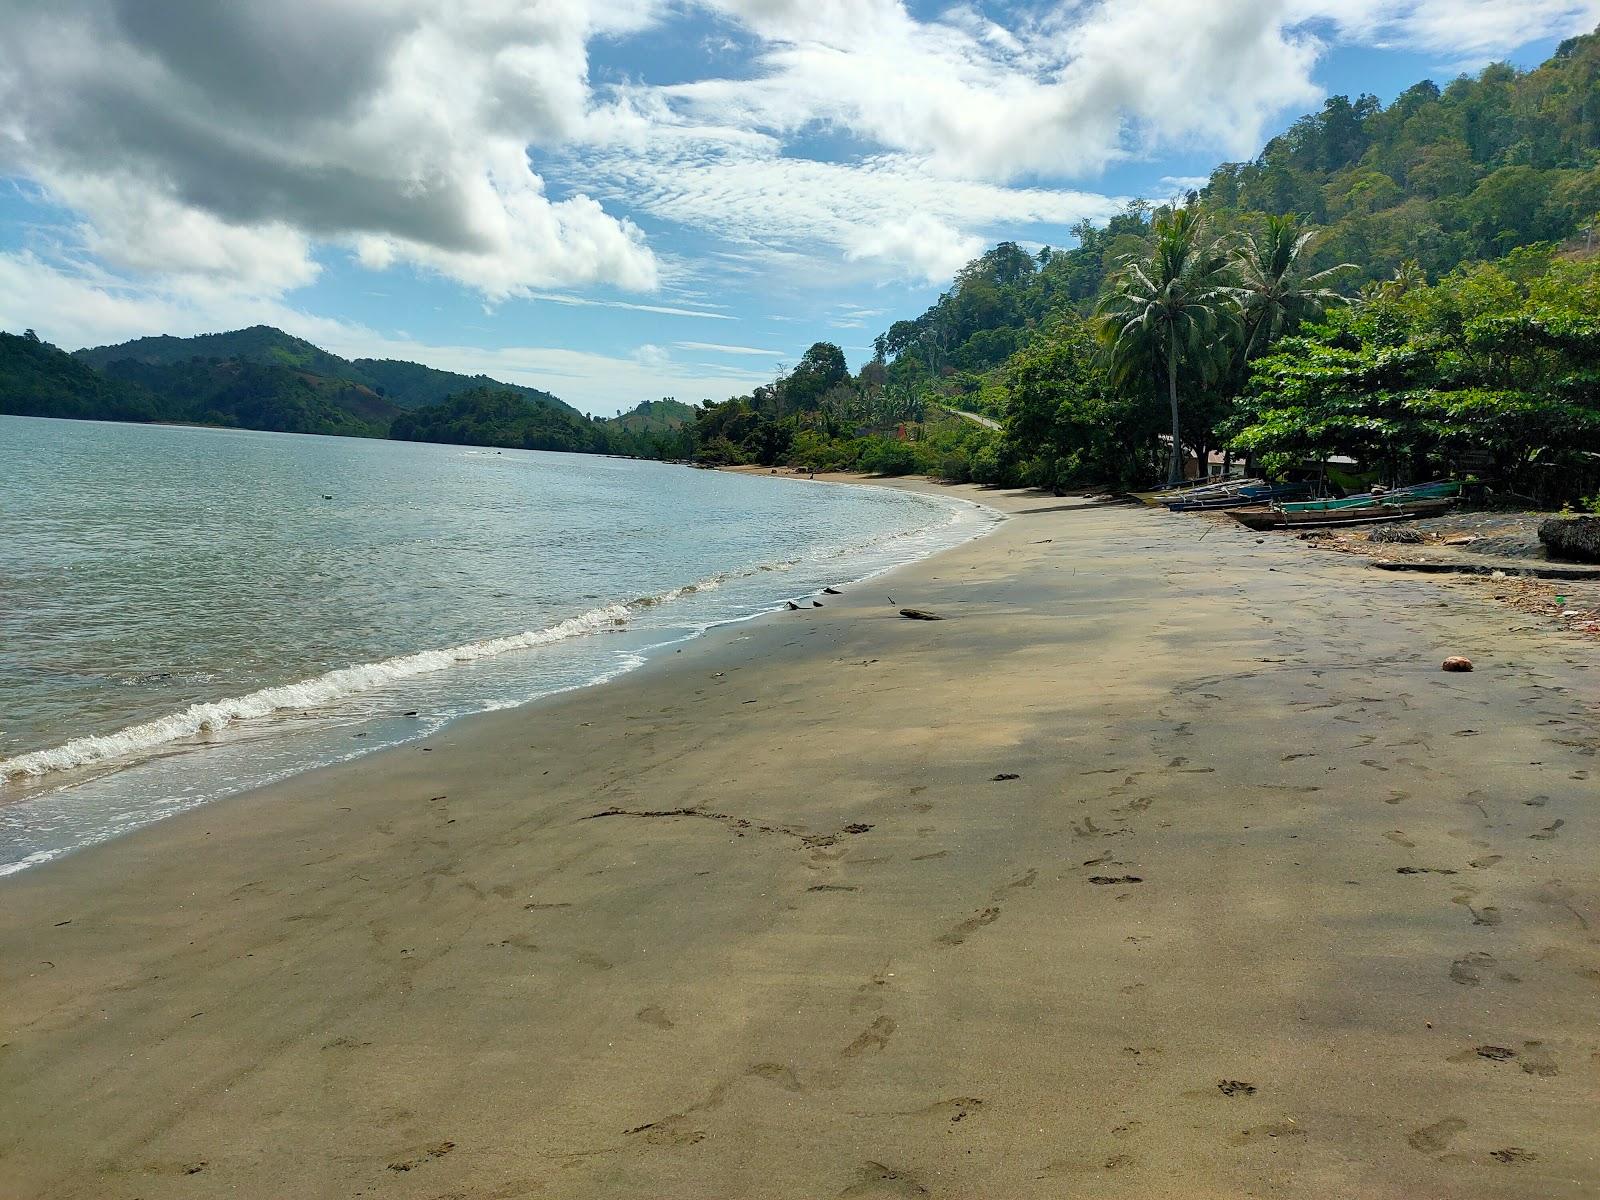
[1001,316,1159,490]
[1097,208,1238,485]
[1233,216,1355,363]
[1232,251,1600,500]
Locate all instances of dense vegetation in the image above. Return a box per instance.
[680,31,1600,502]
[391,387,610,453]
[0,330,163,423]
[1233,247,1600,500]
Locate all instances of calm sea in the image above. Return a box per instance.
[0,416,996,874]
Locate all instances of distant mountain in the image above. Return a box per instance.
[76,325,579,417]
[606,398,697,434]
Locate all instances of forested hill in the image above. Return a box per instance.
[4,325,692,456]
[75,325,577,416]
[604,398,697,435]
[0,330,162,423]
[875,29,1600,402]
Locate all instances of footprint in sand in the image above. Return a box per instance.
[1407,1118,1466,1154]
[841,1016,896,1058]
[387,1141,456,1172]
[1384,831,1416,849]
[875,1097,984,1125]
[636,1006,674,1030]
[1530,819,1565,841]
[1519,1041,1559,1077]
[747,1062,805,1092]
[990,868,1036,898]
[838,1162,929,1198]
[1469,855,1503,869]
[1450,953,1493,985]
[1491,1147,1539,1163]
[936,907,1000,946]
[1039,1152,1140,1176]
[625,1115,705,1147]
[1446,1045,1517,1064]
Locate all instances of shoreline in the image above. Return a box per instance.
[3,478,1598,1198]
[0,471,997,876]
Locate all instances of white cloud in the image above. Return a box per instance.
[575,135,1123,284]
[659,0,1324,181]
[523,293,736,320]
[1291,0,1600,59]
[0,0,661,300]
[676,341,788,356]
[844,213,987,283]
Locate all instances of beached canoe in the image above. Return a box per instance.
[1230,496,1456,531]
[1277,480,1461,513]
[1133,478,1262,506]
[1163,481,1313,512]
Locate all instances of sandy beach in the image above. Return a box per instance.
[2,476,1597,1199]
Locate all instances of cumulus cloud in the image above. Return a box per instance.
[671,0,1323,180]
[1292,0,1600,59]
[0,0,660,299]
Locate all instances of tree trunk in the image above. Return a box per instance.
[1165,327,1183,486]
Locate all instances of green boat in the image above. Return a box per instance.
[1277,480,1460,513]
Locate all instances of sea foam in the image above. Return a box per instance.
[0,603,631,785]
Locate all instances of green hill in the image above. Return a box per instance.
[0,330,165,423]
[606,398,698,434]
[872,30,1600,406]
[350,357,573,415]
[76,325,578,417]
[94,356,400,437]
[6,324,606,444]
[75,326,352,380]
[390,387,603,454]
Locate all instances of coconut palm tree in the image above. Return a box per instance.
[1098,207,1238,487]
[1234,216,1354,363]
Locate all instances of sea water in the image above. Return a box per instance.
[0,415,996,874]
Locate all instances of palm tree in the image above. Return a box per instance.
[1233,216,1354,363]
[1098,207,1237,487]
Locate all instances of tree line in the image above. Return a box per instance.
[677,32,1600,504]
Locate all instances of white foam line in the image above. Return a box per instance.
[0,603,631,785]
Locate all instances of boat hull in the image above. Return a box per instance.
[1278,481,1461,513]
[1230,497,1455,531]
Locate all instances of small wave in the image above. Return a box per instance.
[0,604,631,786]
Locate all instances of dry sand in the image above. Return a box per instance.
[2,477,1598,1199]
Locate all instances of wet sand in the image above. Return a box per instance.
[2,479,1598,1199]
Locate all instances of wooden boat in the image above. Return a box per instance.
[1164,481,1313,512]
[1277,480,1460,513]
[1230,497,1456,531]
[1133,478,1261,506]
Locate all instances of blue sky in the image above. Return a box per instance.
[0,1,1594,415]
